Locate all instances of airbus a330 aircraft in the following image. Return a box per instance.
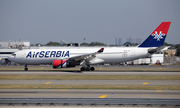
[8,22,171,71]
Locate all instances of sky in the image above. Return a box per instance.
[0,0,180,45]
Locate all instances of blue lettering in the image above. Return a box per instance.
[35,52,39,58]
[64,51,69,57]
[26,51,70,58]
[50,51,56,57]
[39,51,45,58]
[62,51,65,57]
[33,52,36,58]
[26,51,32,58]
[45,51,50,58]
[56,51,61,57]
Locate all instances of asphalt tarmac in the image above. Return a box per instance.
[0,65,180,72]
[0,80,180,85]
[0,66,179,100]
[0,89,179,99]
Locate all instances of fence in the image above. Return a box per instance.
[164,57,180,65]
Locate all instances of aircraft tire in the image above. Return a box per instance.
[90,67,95,71]
[24,67,28,71]
[80,67,85,71]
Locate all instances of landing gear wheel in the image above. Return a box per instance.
[24,65,28,71]
[90,67,95,71]
[80,66,95,71]
[24,67,28,71]
[81,67,85,71]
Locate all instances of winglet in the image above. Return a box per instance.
[98,48,104,53]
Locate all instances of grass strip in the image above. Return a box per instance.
[0,84,180,90]
[0,75,180,80]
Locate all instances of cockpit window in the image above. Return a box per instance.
[12,53,16,56]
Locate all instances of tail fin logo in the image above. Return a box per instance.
[152,31,165,41]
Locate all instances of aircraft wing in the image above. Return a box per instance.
[68,48,104,61]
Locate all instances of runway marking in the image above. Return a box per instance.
[59,90,69,91]
[99,67,103,69]
[99,95,107,98]
[44,82,52,84]
[40,67,44,69]
[156,90,163,92]
[143,82,148,85]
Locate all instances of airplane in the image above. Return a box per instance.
[8,22,171,71]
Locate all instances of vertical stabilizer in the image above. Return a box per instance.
[138,22,171,47]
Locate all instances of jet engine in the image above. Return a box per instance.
[53,60,76,68]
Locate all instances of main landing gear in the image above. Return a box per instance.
[24,64,28,71]
[80,66,95,71]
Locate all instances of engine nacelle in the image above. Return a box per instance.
[53,60,76,68]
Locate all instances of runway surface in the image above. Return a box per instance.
[0,80,180,85]
[0,69,179,101]
[0,71,180,75]
[0,89,180,99]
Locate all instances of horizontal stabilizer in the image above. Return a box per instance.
[148,46,166,54]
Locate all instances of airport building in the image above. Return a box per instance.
[132,53,164,65]
[0,41,30,64]
[0,41,30,48]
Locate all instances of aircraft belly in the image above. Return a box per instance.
[18,58,54,65]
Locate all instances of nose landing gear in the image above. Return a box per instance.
[24,64,28,71]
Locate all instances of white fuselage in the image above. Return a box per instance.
[8,47,150,65]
